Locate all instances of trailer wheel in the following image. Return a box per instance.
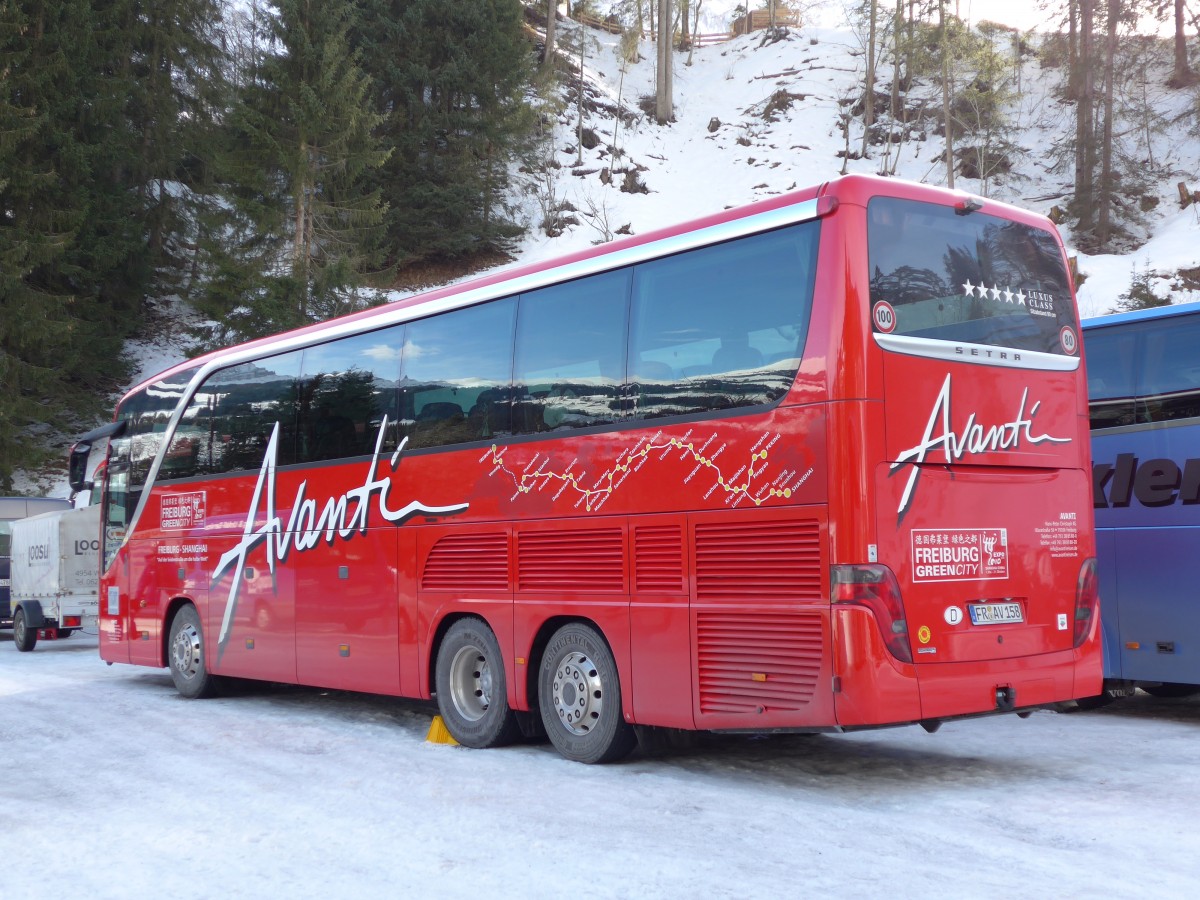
[538,623,636,764]
[13,608,37,652]
[434,618,521,749]
[58,629,75,638]
[168,605,219,699]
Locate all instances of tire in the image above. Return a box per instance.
[434,618,521,749]
[13,608,37,652]
[1141,682,1200,699]
[58,629,75,638]
[538,622,636,764]
[168,605,219,699]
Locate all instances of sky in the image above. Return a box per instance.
[3,631,1200,898]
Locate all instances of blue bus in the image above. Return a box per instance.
[1084,300,1200,699]
[0,496,73,629]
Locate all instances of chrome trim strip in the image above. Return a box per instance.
[873,333,1081,371]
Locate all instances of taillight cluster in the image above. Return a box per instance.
[831,564,913,663]
[1074,557,1099,649]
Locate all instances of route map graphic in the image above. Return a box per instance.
[481,429,815,513]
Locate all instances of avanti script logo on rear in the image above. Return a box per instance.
[892,374,1070,519]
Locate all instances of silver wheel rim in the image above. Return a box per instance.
[551,651,604,735]
[172,621,202,681]
[448,643,495,722]
[14,613,25,644]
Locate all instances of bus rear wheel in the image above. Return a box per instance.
[168,605,219,699]
[13,608,37,652]
[538,623,636,764]
[434,618,521,749]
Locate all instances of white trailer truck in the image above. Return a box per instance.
[9,505,100,652]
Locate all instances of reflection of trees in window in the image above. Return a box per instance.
[193,355,302,474]
[871,265,950,306]
[301,369,385,461]
[868,198,1075,353]
[117,370,196,505]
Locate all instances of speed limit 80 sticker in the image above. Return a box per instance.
[873,301,897,333]
[1059,326,1078,355]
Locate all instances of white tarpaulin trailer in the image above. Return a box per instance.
[9,505,100,651]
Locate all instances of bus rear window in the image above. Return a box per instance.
[867,197,1077,357]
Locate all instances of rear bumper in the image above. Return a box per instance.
[834,605,1103,727]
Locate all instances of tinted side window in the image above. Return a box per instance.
[514,270,629,434]
[1140,315,1200,424]
[298,326,403,462]
[1084,327,1140,430]
[400,299,516,449]
[122,369,199,496]
[182,353,303,475]
[628,224,817,421]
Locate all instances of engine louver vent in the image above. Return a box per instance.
[517,528,624,593]
[634,525,684,593]
[694,519,822,600]
[696,611,824,713]
[421,532,509,592]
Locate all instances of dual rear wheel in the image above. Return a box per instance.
[435,618,636,764]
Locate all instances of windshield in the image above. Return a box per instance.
[867,197,1078,358]
[102,368,198,564]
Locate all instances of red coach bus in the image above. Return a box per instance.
[74,174,1101,763]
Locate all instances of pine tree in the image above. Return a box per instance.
[0,0,141,489]
[122,0,229,297]
[198,0,390,344]
[353,0,533,270]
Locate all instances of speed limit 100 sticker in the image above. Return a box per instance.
[872,301,897,333]
[1059,326,1078,355]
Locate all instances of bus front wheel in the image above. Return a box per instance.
[538,623,636,764]
[168,605,219,699]
[13,608,37,652]
[434,618,521,749]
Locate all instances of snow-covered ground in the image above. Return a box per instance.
[3,629,1198,898]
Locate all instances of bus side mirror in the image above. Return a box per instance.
[68,441,93,495]
[69,421,126,495]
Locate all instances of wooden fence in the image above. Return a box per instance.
[574,10,624,34]
[730,8,801,35]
